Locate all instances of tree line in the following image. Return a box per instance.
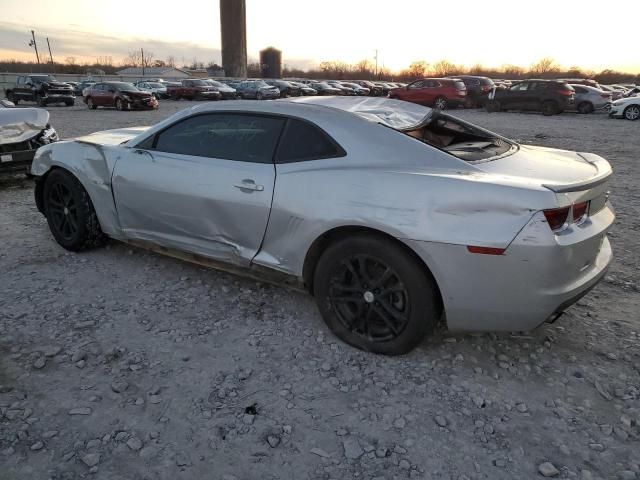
[0,55,637,85]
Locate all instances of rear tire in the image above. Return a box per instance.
[37,94,47,107]
[623,104,640,121]
[87,97,97,110]
[65,99,74,107]
[313,235,440,355]
[541,100,559,116]
[433,96,448,110]
[577,101,594,114]
[486,99,501,112]
[43,169,107,252]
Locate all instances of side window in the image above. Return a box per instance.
[153,114,285,163]
[17,76,24,85]
[573,86,586,94]
[276,118,345,163]
[511,82,529,91]
[409,81,423,89]
[533,82,549,91]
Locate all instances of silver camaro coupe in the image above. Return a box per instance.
[31,97,615,354]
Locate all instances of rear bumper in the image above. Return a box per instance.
[405,204,615,332]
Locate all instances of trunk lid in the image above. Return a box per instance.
[477,145,611,193]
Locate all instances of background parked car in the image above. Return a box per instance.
[599,85,624,101]
[623,86,640,98]
[235,80,280,100]
[265,79,301,97]
[450,75,495,107]
[5,74,75,107]
[609,96,640,120]
[84,82,158,111]
[351,80,383,96]
[389,78,467,109]
[486,79,575,116]
[327,81,356,95]
[74,81,96,97]
[339,82,370,96]
[310,82,343,96]
[288,81,317,96]
[134,81,169,99]
[166,79,221,101]
[570,84,612,113]
[204,79,238,99]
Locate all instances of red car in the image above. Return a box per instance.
[389,78,467,109]
[84,82,158,111]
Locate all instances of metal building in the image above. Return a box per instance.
[219,0,247,78]
[260,47,282,79]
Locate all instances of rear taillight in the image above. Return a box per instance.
[481,85,491,92]
[544,202,591,231]
[572,201,589,223]
[543,207,571,231]
[558,89,574,97]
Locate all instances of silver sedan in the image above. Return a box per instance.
[31,97,615,354]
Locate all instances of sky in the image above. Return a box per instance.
[0,0,638,73]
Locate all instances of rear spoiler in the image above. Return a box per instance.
[543,153,612,193]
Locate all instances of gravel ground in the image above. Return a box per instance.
[1,101,639,480]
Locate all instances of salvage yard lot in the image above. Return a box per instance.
[1,102,639,479]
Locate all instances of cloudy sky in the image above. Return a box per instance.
[1,0,638,73]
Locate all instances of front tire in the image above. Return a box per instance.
[485,99,501,112]
[256,91,264,100]
[541,100,559,116]
[115,98,124,111]
[313,235,440,355]
[624,104,640,121]
[43,170,107,251]
[37,94,47,107]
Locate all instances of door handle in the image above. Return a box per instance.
[234,179,264,192]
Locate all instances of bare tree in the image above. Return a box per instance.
[125,50,142,67]
[408,61,429,78]
[166,56,176,68]
[502,64,525,77]
[95,56,113,67]
[65,56,77,66]
[141,50,155,68]
[432,59,457,77]
[529,57,559,76]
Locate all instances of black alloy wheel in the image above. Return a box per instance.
[328,254,410,343]
[314,235,440,355]
[43,169,107,251]
[46,180,78,243]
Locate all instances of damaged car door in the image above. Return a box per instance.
[111,112,285,265]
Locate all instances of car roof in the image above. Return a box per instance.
[187,96,433,131]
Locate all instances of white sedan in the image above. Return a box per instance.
[609,96,640,120]
[30,97,614,354]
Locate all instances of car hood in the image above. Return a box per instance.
[39,81,72,88]
[76,126,151,145]
[0,107,50,145]
[478,145,609,191]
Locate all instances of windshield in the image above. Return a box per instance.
[31,75,57,83]
[208,80,227,88]
[313,82,331,88]
[113,83,140,92]
[187,80,208,86]
[147,82,164,88]
[249,80,269,88]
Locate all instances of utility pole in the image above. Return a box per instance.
[374,49,378,79]
[141,47,145,76]
[29,30,40,64]
[46,37,54,72]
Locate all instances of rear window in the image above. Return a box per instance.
[276,119,345,163]
[454,81,466,90]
